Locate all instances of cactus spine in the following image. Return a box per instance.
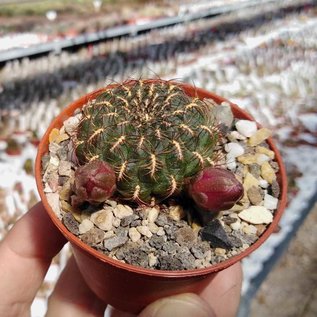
[74,79,219,204]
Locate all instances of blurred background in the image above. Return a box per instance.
[0,0,316,316]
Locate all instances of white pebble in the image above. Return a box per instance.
[46,193,61,217]
[113,204,133,219]
[238,206,273,225]
[264,194,279,210]
[146,207,160,223]
[63,116,81,135]
[259,179,269,188]
[230,221,241,231]
[235,120,257,137]
[226,155,237,171]
[256,154,270,165]
[137,226,153,238]
[224,142,245,157]
[78,219,94,234]
[148,253,158,267]
[156,227,165,236]
[90,209,113,231]
[129,227,141,242]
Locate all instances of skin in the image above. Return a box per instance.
[0,202,242,317]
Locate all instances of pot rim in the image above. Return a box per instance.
[35,79,287,278]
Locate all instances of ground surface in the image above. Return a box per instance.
[250,204,317,317]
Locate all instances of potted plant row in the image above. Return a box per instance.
[35,79,287,313]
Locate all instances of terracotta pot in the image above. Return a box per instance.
[35,80,287,314]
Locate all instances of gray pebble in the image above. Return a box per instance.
[62,213,79,235]
[80,227,105,246]
[104,235,128,251]
[175,227,197,246]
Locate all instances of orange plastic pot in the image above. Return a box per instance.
[35,80,287,314]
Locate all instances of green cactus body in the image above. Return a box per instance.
[74,80,219,204]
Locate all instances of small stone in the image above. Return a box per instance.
[190,242,210,259]
[113,204,133,219]
[169,205,185,221]
[120,215,135,227]
[230,221,241,231]
[238,206,273,224]
[59,180,72,201]
[226,156,237,171]
[137,226,153,238]
[63,212,79,235]
[271,180,280,198]
[237,154,257,165]
[255,224,267,236]
[259,179,269,188]
[146,207,160,223]
[177,250,195,269]
[55,133,69,144]
[247,186,263,205]
[261,161,277,184]
[46,193,61,216]
[90,209,113,231]
[175,227,197,245]
[215,248,226,256]
[148,253,158,267]
[104,230,115,239]
[155,213,169,226]
[163,241,179,255]
[112,217,121,228]
[50,156,60,167]
[128,227,141,242]
[80,227,105,246]
[229,130,247,141]
[228,234,243,248]
[263,193,279,210]
[156,227,165,236]
[49,128,60,143]
[148,222,159,234]
[149,235,166,249]
[242,224,258,235]
[105,199,117,208]
[200,219,234,249]
[78,219,94,234]
[256,153,270,165]
[243,172,260,191]
[235,120,257,137]
[248,128,272,146]
[256,146,275,159]
[63,116,81,135]
[58,160,72,177]
[249,163,261,178]
[103,235,128,251]
[159,255,184,270]
[225,142,245,157]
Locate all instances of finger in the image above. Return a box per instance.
[200,262,243,317]
[46,256,107,317]
[0,202,67,317]
[138,293,215,317]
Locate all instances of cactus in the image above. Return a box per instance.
[73,79,220,204]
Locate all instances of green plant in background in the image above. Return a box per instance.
[73,79,220,204]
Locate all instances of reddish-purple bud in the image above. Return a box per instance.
[188,167,244,213]
[72,160,116,206]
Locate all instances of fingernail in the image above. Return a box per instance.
[139,293,215,317]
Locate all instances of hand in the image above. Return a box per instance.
[0,202,242,317]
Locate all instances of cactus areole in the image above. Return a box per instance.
[73,79,242,209]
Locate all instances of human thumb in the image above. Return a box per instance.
[138,293,216,317]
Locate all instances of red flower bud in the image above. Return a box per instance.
[72,160,116,206]
[188,167,244,213]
